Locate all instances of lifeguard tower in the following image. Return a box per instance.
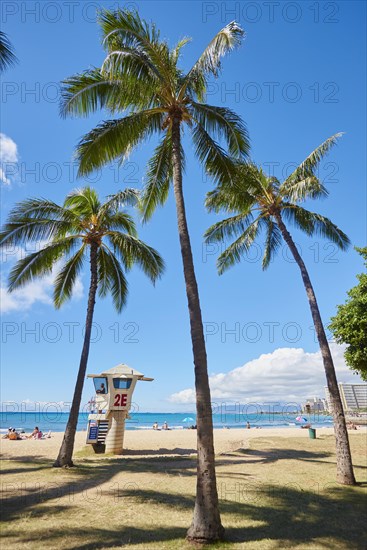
[86,363,153,454]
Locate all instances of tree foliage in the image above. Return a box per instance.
[204,135,349,273]
[0,187,164,311]
[329,247,367,380]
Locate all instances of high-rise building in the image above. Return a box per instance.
[325,383,367,412]
[302,397,327,413]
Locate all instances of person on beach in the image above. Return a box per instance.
[162,421,169,430]
[153,422,159,430]
[2,428,13,439]
[5,428,22,440]
[246,422,251,429]
[28,426,41,439]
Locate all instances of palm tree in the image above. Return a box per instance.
[204,134,356,485]
[60,9,249,541]
[0,187,164,467]
[0,31,17,71]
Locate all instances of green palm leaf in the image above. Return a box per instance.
[190,102,249,158]
[140,132,173,222]
[282,205,350,250]
[54,245,86,308]
[216,218,262,275]
[280,176,329,203]
[179,21,244,100]
[76,110,165,176]
[8,237,78,291]
[0,31,17,72]
[98,244,128,312]
[262,218,282,269]
[283,133,343,186]
[204,213,253,243]
[107,232,165,282]
[192,123,236,185]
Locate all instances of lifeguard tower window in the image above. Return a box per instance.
[94,377,108,394]
[113,378,132,389]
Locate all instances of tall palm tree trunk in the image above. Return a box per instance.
[171,117,224,542]
[54,242,99,467]
[275,211,356,485]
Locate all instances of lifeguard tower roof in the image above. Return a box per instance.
[87,363,153,381]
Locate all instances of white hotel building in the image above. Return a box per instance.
[325,383,367,412]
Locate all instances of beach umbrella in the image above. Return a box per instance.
[182,417,195,423]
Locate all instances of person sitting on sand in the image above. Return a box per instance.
[9,428,23,440]
[28,426,42,439]
[162,421,169,430]
[246,422,251,429]
[152,422,159,430]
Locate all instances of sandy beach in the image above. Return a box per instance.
[2,426,365,460]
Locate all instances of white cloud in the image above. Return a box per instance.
[168,344,363,404]
[1,241,85,314]
[0,274,53,313]
[0,274,84,313]
[0,133,18,186]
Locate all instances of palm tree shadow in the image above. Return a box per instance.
[223,447,333,465]
[223,484,367,549]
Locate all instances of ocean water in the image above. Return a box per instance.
[0,411,333,433]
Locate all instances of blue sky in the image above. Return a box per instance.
[1,1,366,413]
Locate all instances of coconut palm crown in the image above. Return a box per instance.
[205,133,349,273]
[0,187,164,309]
[60,9,250,209]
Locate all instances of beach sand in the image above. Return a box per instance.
[3,426,365,460]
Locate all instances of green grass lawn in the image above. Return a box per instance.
[1,434,366,549]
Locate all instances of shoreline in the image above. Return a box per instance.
[1,426,366,460]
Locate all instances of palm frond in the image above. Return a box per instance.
[204,212,253,243]
[60,68,157,118]
[0,31,17,72]
[283,133,343,185]
[99,9,171,84]
[140,132,173,222]
[76,109,164,176]
[99,188,140,218]
[64,187,101,216]
[192,123,237,186]
[104,212,137,236]
[216,218,262,275]
[205,179,256,214]
[279,176,329,203]
[190,102,249,158]
[0,198,80,246]
[8,237,78,291]
[107,232,165,283]
[262,218,282,270]
[98,243,128,312]
[53,245,86,308]
[179,21,244,100]
[282,205,350,250]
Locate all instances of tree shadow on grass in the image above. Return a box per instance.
[3,525,188,550]
[121,447,197,456]
[226,447,333,465]
[3,483,366,550]
[223,483,367,549]
[3,451,366,549]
